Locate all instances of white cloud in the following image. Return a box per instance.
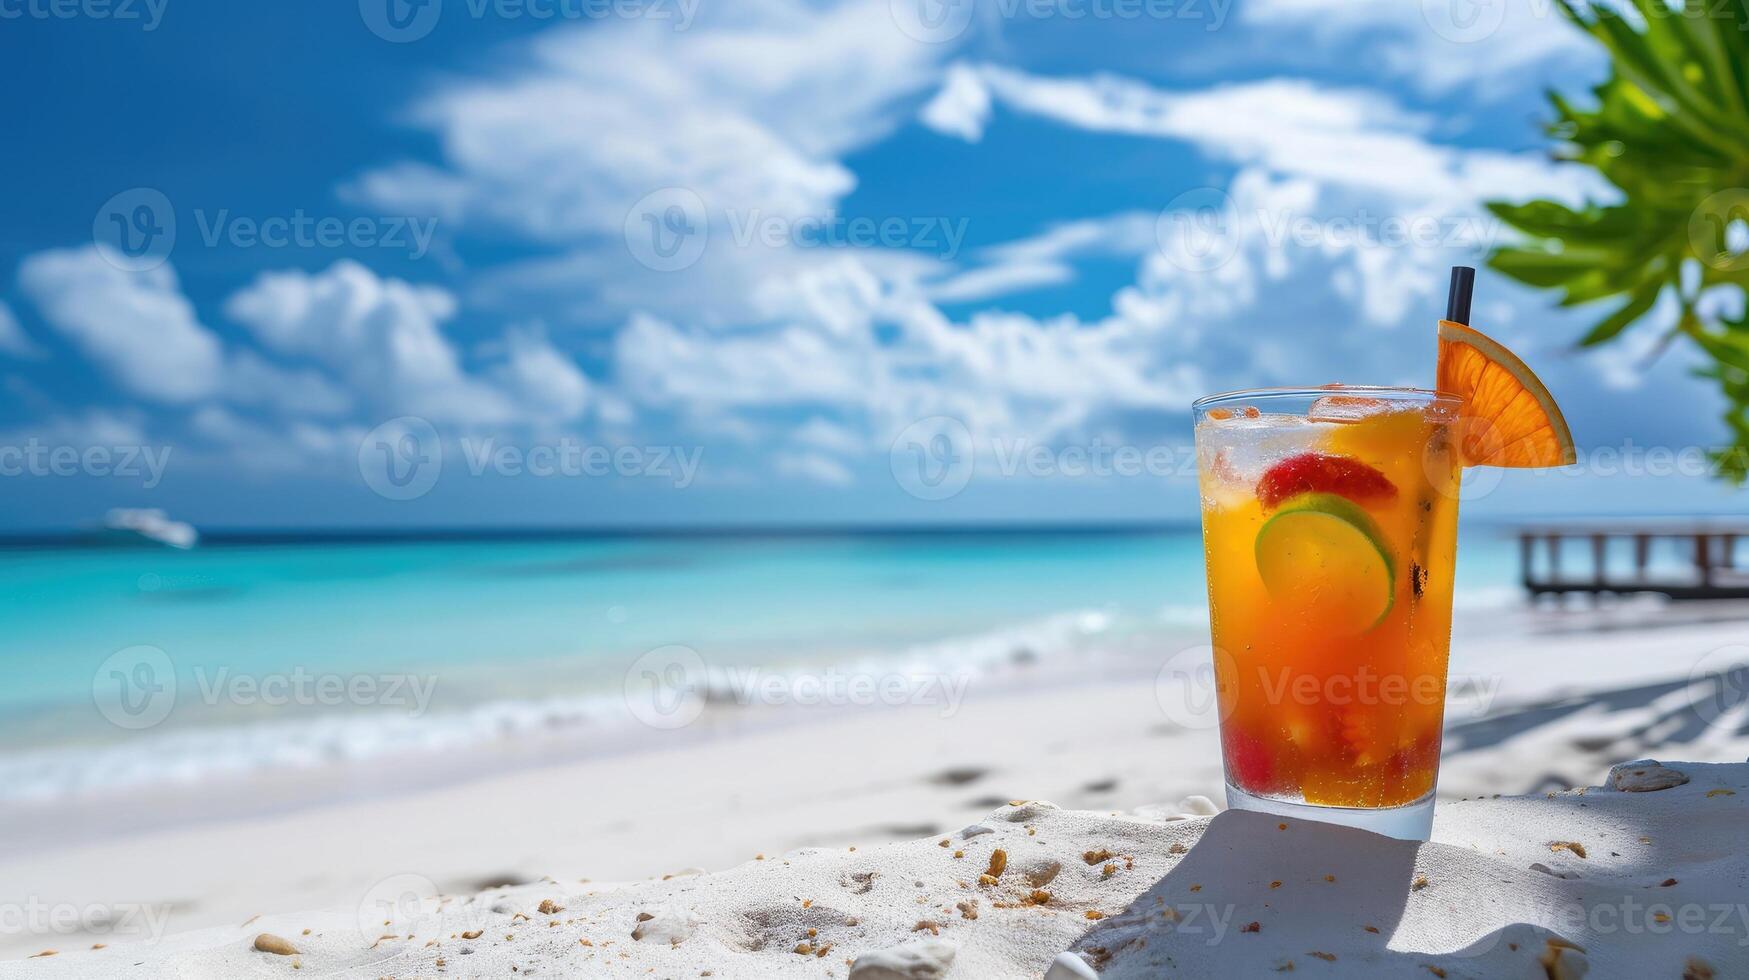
[792,417,864,455]
[350,0,950,243]
[1241,0,1596,96]
[776,451,854,486]
[222,350,354,418]
[927,211,1159,303]
[0,300,41,358]
[920,63,993,142]
[0,408,150,450]
[922,67,1599,207]
[224,260,516,425]
[16,248,224,403]
[487,323,590,422]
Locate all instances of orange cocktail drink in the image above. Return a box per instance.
[1193,388,1463,838]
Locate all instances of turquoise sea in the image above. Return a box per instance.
[0,527,1523,803]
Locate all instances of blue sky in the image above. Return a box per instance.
[1,0,1744,530]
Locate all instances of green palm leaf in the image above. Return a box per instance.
[1490,0,1749,483]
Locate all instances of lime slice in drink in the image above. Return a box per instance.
[1254,492,1395,632]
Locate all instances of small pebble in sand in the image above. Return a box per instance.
[1270,881,1282,889]
[1240,921,1260,933]
[1706,788,1735,797]
[1685,956,1717,979]
[1324,875,1335,883]
[952,850,964,859]
[1044,951,1098,980]
[1025,890,1051,906]
[1083,910,1104,920]
[1412,876,1429,891]
[26,951,55,959]
[1539,937,1589,980]
[538,899,563,915]
[1022,859,1061,888]
[1548,841,1588,859]
[1363,926,1379,934]
[847,938,956,979]
[1608,760,1689,792]
[956,901,977,920]
[253,934,298,956]
[1178,796,1219,816]
[912,921,940,935]
[984,849,1007,879]
[1102,863,1116,878]
[461,930,483,939]
[1661,878,1678,886]
[1082,849,1114,865]
[1168,843,1187,855]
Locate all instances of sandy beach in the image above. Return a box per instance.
[1,604,1746,971]
[2,754,1743,977]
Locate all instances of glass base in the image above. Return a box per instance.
[1225,784,1434,841]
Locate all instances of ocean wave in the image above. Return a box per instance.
[0,608,1141,805]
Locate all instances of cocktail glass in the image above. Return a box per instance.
[1191,386,1463,841]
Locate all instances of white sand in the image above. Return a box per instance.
[3,760,1743,978]
[2,612,1747,974]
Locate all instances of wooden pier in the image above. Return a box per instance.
[1516,521,1749,601]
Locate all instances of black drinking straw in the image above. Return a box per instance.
[1445,266,1475,325]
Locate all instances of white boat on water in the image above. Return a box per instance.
[99,508,199,549]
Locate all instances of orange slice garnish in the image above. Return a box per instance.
[1436,319,1575,468]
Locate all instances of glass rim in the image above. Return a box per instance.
[1192,385,1463,412]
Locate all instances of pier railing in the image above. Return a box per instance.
[1515,522,1749,601]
